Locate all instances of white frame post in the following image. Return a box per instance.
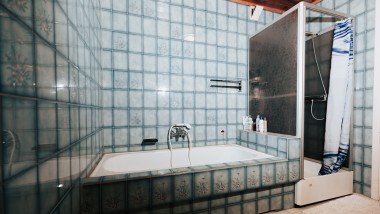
[371,0,380,201]
[297,2,306,178]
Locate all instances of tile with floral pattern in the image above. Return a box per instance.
[195,172,211,198]
[288,161,300,182]
[101,182,126,213]
[262,164,275,186]
[174,174,192,201]
[213,170,228,195]
[152,177,172,205]
[247,165,261,189]
[275,162,288,184]
[128,179,150,209]
[231,167,245,192]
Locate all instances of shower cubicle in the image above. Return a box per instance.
[248,2,354,205]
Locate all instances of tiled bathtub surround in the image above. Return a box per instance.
[237,130,301,187]
[82,131,301,213]
[83,180,295,213]
[0,0,102,213]
[100,0,279,152]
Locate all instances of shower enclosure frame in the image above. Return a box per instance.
[247,2,355,178]
[371,0,380,200]
[296,2,355,180]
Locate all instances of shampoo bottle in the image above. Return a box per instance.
[242,116,246,130]
[259,117,264,133]
[247,115,253,130]
[256,115,260,131]
[263,117,267,133]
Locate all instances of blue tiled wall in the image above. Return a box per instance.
[1,0,377,213]
[99,0,279,152]
[316,0,376,197]
[0,0,102,213]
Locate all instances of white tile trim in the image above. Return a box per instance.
[371,0,380,201]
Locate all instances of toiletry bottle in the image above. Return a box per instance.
[263,117,267,133]
[242,116,246,130]
[245,116,250,130]
[247,115,253,130]
[245,116,252,130]
[256,115,260,131]
[259,117,264,133]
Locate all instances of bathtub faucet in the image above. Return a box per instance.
[169,124,191,141]
[167,124,192,168]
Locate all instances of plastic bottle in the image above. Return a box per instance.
[259,117,264,133]
[244,116,252,130]
[242,116,246,130]
[248,115,253,130]
[263,117,267,133]
[255,115,260,131]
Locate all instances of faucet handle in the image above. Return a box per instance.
[174,124,191,130]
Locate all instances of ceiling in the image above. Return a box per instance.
[229,0,321,13]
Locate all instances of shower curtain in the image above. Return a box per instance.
[319,18,353,175]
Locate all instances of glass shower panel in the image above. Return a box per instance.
[249,10,298,136]
[304,30,333,161]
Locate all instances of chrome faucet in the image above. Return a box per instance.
[169,124,191,141]
[167,124,192,168]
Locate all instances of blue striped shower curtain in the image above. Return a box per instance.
[319,18,354,175]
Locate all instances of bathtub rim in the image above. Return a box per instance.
[84,144,288,184]
[90,144,276,177]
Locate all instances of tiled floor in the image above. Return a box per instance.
[269,194,380,214]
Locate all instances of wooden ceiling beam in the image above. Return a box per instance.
[229,0,286,13]
[252,0,295,8]
[229,0,320,14]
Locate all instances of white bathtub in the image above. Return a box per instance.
[90,144,273,177]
